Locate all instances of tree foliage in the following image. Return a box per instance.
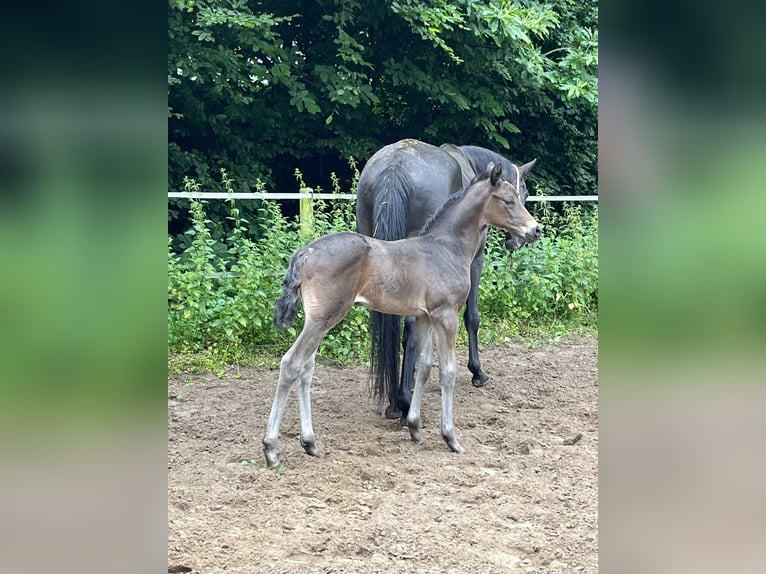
[168,0,597,199]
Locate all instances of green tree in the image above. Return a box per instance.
[168,0,597,238]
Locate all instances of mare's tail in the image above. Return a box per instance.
[274,247,310,330]
[370,165,412,414]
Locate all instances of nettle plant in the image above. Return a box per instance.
[169,169,597,368]
[479,199,598,333]
[168,168,370,366]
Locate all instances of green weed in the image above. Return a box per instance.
[168,170,597,372]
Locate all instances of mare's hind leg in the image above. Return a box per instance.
[405,317,433,444]
[395,315,419,423]
[465,244,489,387]
[432,309,464,454]
[297,353,321,458]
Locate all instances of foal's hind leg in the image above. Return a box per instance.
[465,245,489,387]
[396,315,419,422]
[263,321,333,468]
[296,353,321,458]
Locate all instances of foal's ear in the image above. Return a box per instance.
[490,162,502,185]
[520,159,537,176]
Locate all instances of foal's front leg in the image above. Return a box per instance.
[433,311,464,454]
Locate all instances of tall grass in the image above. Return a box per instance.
[168,169,597,371]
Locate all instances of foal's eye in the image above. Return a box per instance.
[504,196,515,205]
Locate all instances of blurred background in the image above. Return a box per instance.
[0,0,764,572]
[600,0,766,571]
[0,2,167,573]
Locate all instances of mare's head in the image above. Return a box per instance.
[501,159,536,252]
[476,163,541,246]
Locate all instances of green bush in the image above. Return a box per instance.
[479,201,598,337]
[168,170,597,370]
[168,168,371,369]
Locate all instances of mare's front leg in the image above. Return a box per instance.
[433,310,464,454]
[405,317,433,445]
[464,238,489,387]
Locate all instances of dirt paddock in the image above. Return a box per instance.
[168,336,598,573]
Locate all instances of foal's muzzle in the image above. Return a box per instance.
[505,224,541,252]
[524,224,542,244]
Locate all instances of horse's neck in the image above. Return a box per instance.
[425,192,487,259]
[461,147,512,180]
[442,145,475,189]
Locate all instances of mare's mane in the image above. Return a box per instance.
[458,146,518,185]
[417,167,492,236]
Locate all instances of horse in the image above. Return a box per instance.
[262,162,541,468]
[356,138,537,419]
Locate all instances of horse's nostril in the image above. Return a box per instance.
[534,225,541,238]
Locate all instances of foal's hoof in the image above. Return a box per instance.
[264,448,279,469]
[471,372,490,387]
[301,441,323,458]
[407,420,422,444]
[446,438,464,454]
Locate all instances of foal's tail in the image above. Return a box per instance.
[370,165,412,412]
[274,247,310,330]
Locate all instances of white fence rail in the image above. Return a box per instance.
[168,192,598,202]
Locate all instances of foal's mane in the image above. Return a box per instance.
[417,168,492,236]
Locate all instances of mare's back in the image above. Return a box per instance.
[357,139,463,236]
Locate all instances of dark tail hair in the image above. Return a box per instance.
[369,165,411,409]
[274,247,309,330]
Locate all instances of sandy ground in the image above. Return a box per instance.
[168,336,598,573]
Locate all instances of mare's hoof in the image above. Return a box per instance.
[471,372,490,387]
[384,405,403,419]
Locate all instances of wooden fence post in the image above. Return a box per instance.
[299,187,314,239]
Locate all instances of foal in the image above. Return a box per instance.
[262,163,541,468]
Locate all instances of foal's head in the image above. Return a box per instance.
[479,163,542,245]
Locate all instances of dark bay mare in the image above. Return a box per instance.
[263,163,541,468]
[356,138,537,419]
